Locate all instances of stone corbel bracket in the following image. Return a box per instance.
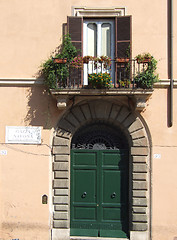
[135,96,149,111]
[56,96,68,109]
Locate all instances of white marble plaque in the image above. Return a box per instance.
[6,126,41,144]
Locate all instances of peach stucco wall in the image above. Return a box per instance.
[0,86,60,240]
[142,89,177,240]
[1,88,177,240]
[0,0,177,239]
[0,0,176,79]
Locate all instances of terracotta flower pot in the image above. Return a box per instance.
[136,58,151,64]
[115,58,130,63]
[53,58,67,64]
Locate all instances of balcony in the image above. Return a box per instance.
[49,57,155,110]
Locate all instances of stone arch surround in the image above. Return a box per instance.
[52,99,151,240]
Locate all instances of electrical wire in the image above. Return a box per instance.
[0,142,52,156]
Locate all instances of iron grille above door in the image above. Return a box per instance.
[71,123,129,150]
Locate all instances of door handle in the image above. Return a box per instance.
[111,192,116,198]
[81,192,87,198]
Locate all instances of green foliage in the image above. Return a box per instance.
[134,55,159,89]
[41,34,77,89]
[60,34,77,61]
[118,44,131,87]
[119,79,131,88]
[70,55,112,70]
[71,56,84,69]
[125,44,130,58]
[135,52,151,63]
[88,72,112,89]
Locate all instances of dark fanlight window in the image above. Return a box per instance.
[71,123,129,150]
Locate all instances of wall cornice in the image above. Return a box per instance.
[154,79,177,88]
[0,78,177,88]
[0,78,44,86]
[72,6,126,17]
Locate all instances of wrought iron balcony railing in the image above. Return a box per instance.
[53,58,152,90]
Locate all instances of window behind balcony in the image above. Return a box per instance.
[67,16,131,86]
[83,20,114,57]
[83,19,115,84]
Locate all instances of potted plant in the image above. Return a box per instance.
[119,79,131,88]
[71,55,112,70]
[83,55,92,64]
[71,56,84,69]
[86,56,111,70]
[115,45,130,64]
[136,52,152,63]
[41,34,77,89]
[98,56,112,69]
[88,72,112,89]
[134,54,159,89]
[115,58,130,63]
[53,58,67,64]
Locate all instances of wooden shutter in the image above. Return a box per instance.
[67,16,83,55]
[115,16,132,85]
[67,16,83,87]
[115,16,132,58]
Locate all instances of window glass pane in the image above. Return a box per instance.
[101,23,111,57]
[87,23,97,56]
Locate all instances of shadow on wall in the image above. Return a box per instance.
[25,25,68,129]
[24,84,60,129]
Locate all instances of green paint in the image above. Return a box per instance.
[70,149,129,238]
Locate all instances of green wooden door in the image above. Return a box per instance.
[70,149,129,238]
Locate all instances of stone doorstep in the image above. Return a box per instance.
[70,238,128,240]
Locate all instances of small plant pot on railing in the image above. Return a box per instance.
[135,53,152,64]
[53,58,67,64]
[115,58,130,69]
[134,54,159,89]
[83,56,92,64]
[136,58,151,64]
[115,58,130,63]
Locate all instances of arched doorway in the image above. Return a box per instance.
[52,100,151,240]
[70,123,129,238]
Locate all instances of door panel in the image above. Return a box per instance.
[70,149,129,238]
[74,206,97,220]
[74,169,97,203]
[103,207,121,220]
[102,170,121,204]
[71,150,98,236]
[73,152,97,166]
[102,152,121,166]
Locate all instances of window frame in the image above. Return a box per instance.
[83,18,115,85]
[67,15,132,87]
